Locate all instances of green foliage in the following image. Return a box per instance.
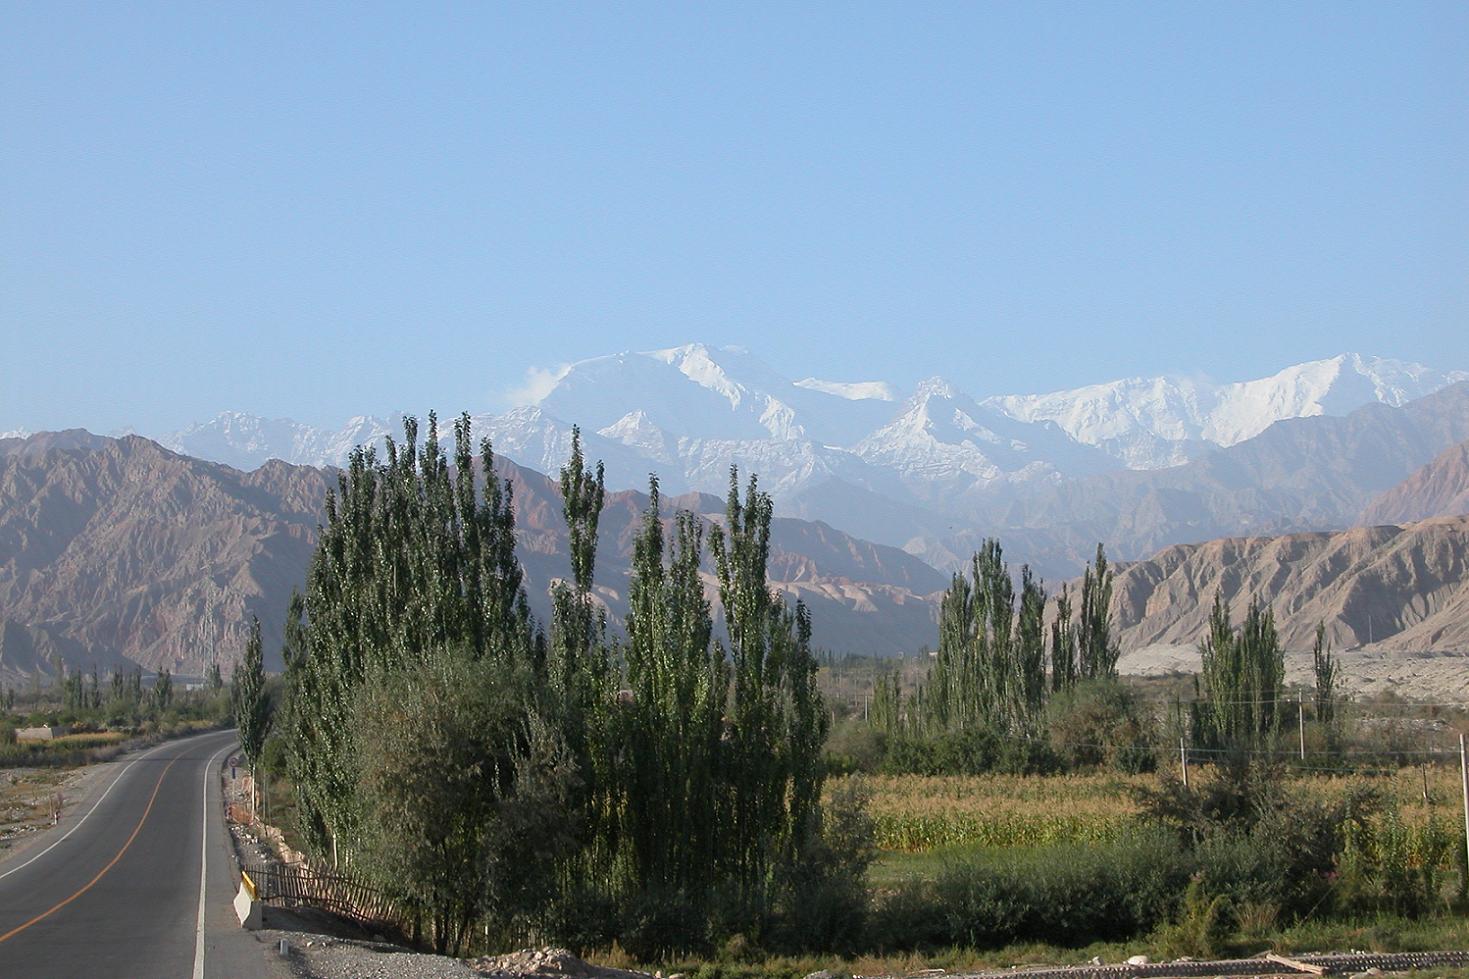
[151,669,173,714]
[1049,583,1078,693]
[1135,759,1381,922]
[1313,621,1337,728]
[872,540,1121,776]
[288,412,536,857]
[283,417,850,957]
[768,777,878,954]
[1078,544,1119,681]
[206,661,223,691]
[352,649,575,954]
[232,616,272,767]
[1045,678,1157,773]
[709,469,830,928]
[1196,593,1285,753]
[618,479,729,913]
[1156,876,1231,960]
[869,829,1190,950]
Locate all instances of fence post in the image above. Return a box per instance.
[1180,736,1190,789]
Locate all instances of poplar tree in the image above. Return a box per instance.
[1050,583,1078,692]
[288,413,538,859]
[620,478,729,904]
[1078,544,1119,679]
[233,616,272,817]
[1197,593,1284,752]
[1012,567,1047,730]
[1312,621,1336,727]
[709,468,828,918]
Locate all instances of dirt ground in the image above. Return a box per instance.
[1120,644,1469,702]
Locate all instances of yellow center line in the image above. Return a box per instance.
[0,756,179,944]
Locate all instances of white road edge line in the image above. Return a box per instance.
[0,729,228,883]
[194,739,236,979]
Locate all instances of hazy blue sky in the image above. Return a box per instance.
[4,3,1466,434]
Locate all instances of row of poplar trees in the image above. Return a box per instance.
[278,414,831,955]
[872,539,1120,738]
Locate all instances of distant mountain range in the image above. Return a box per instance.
[4,347,1469,684]
[147,346,1467,578]
[0,431,946,682]
[3,390,1469,683]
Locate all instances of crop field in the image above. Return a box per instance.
[835,764,1469,882]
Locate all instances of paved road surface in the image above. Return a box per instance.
[0,728,289,978]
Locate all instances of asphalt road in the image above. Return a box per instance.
[0,728,287,978]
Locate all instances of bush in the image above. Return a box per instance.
[352,649,577,955]
[769,776,877,953]
[882,727,1059,776]
[870,829,1191,950]
[823,719,887,775]
[1156,875,1231,959]
[258,732,290,779]
[1135,757,1380,921]
[1046,678,1157,773]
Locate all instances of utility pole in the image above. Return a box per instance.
[1460,734,1469,885]
[1298,691,1306,762]
[1180,736,1190,790]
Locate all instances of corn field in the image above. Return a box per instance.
[835,766,1469,873]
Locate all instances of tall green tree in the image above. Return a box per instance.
[1050,583,1078,693]
[709,468,829,919]
[619,478,729,905]
[151,669,173,714]
[1197,593,1285,752]
[288,413,538,859]
[1312,620,1336,728]
[233,616,272,766]
[1078,544,1119,680]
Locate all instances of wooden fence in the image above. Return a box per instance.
[240,859,401,931]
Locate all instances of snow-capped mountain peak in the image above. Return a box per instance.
[793,378,899,402]
[986,352,1469,469]
[145,346,1466,551]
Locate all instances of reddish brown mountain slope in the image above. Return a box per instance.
[1361,440,1469,526]
[1111,516,1469,652]
[0,435,333,680]
[0,433,945,681]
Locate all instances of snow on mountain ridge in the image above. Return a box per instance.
[986,353,1468,469]
[151,348,1465,523]
[794,378,899,401]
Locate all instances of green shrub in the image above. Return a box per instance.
[871,829,1190,950]
[770,777,877,953]
[1046,678,1157,773]
[1156,875,1231,959]
[882,727,1059,776]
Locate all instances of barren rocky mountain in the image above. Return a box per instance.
[0,431,945,682]
[1361,439,1469,526]
[1110,515,1469,653]
[0,433,334,683]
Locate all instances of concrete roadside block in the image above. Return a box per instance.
[234,870,263,930]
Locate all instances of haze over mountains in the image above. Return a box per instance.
[154,346,1467,577]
